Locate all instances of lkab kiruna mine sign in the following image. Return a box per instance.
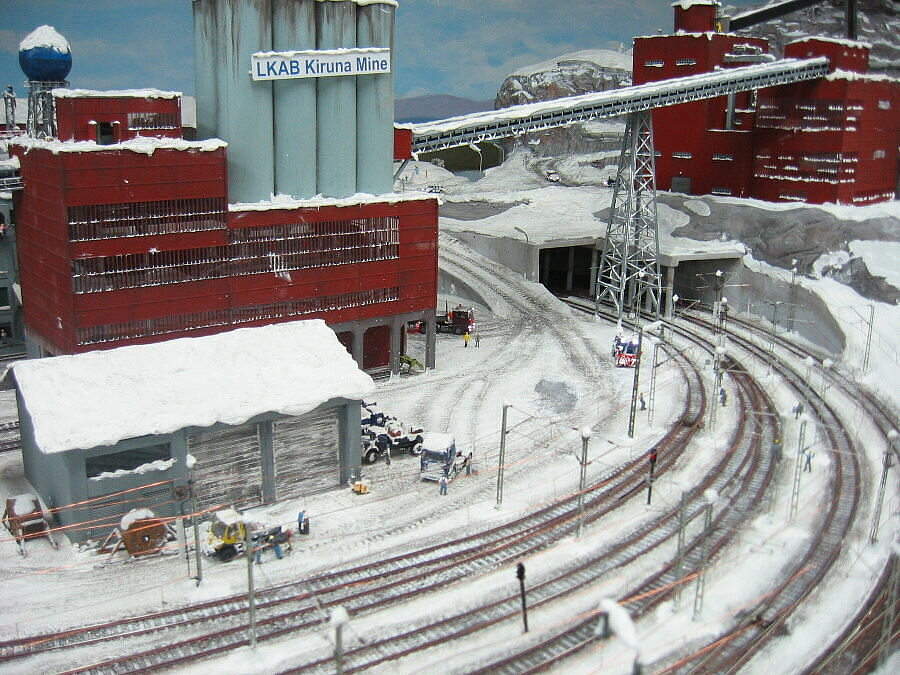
[251,47,391,80]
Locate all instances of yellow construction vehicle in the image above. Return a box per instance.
[207,508,247,562]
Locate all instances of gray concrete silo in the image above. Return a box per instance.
[191,1,218,143]
[272,0,317,198]
[315,0,357,197]
[356,3,395,195]
[193,0,275,205]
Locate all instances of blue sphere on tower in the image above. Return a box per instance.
[18,25,72,82]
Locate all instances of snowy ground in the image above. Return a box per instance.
[1,149,898,673]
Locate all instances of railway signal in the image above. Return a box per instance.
[516,562,529,633]
[646,448,658,505]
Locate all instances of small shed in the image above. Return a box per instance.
[11,319,374,543]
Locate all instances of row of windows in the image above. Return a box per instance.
[68,198,227,240]
[127,112,179,131]
[756,98,861,131]
[643,59,696,67]
[75,287,400,345]
[71,217,400,294]
[852,190,894,204]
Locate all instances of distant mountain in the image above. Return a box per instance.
[495,48,632,109]
[394,94,494,123]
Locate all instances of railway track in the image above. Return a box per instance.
[679,308,898,673]
[0,331,705,672]
[4,288,890,673]
[655,308,861,673]
[286,320,778,673]
[425,297,870,674]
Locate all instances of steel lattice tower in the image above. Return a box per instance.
[594,110,662,321]
[26,80,66,139]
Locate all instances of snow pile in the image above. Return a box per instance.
[89,458,177,481]
[120,508,156,532]
[19,25,70,53]
[848,241,900,287]
[10,136,226,156]
[684,199,711,217]
[12,494,36,516]
[595,598,640,655]
[12,319,375,454]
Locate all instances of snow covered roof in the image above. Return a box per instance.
[12,319,375,454]
[787,36,872,50]
[825,69,898,84]
[19,25,70,53]
[4,96,197,127]
[9,135,226,156]
[229,191,437,212]
[422,432,455,451]
[314,0,398,5]
[671,0,719,8]
[52,88,182,99]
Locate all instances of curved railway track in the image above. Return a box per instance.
[287,321,778,673]
[654,308,861,673]
[3,282,892,673]
[431,298,872,674]
[0,332,705,673]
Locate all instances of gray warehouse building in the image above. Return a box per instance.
[10,320,374,543]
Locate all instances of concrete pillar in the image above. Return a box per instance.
[589,245,599,298]
[351,327,364,369]
[257,421,275,503]
[339,401,361,484]
[425,309,436,370]
[566,247,575,292]
[665,265,676,318]
[390,317,402,375]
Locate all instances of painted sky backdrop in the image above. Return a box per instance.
[1,0,760,101]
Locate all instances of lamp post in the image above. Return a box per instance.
[496,403,511,509]
[577,427,591,538]
[244,520,257,648]
[788,258,798,332]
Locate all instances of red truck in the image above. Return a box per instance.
[409,303,475,336]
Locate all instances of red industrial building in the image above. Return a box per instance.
[634,0,898,204]
[10,91,438,372]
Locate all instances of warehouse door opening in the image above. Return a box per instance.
[187,422,263,511]
[273,409,341,500]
